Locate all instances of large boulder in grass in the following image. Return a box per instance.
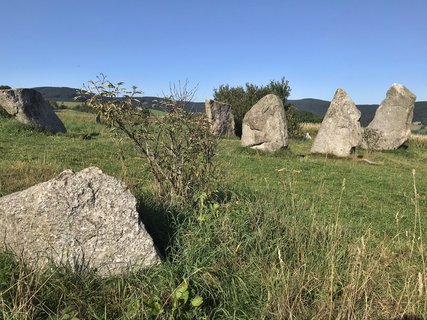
[205,99,235,136]
[311,88,362,157]
[241,94,288,152]
[0,167,160,275]
[0,88,66,133]
[361,83,416,150]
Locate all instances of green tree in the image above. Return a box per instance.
[0,85,11,90]
[213,77,299,137]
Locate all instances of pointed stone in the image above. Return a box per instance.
[362,83,416,150]
[205,99,235,136]
[241,94,288,152]
[0,88,66,133]
[311,88,362,157]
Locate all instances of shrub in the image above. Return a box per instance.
[48,101,62,110]
[0,85,11,90]
[285,104,303,138]
[213,77,301,137]
[412,125,427,135]
[82,75,218,207]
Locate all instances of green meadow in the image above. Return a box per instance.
[0,109,426,319]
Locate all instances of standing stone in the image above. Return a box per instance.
[205,99,235,136]
[0,167,160,275]
[311,88,362,157]
[0,88,66,133]
[241,94,288,152]
[362,83,416,150]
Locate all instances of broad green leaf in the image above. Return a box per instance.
[174,281,189,303]
[191,296,204,307]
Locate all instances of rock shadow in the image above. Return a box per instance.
[137,198,180,259]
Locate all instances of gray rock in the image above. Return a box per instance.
[205,100,235,136]
[362,83,416,150]
[0,88,66,133]
[241,94,288,152]
[0,167,160,275]
[303,132,312,140]
[311,88,362,157]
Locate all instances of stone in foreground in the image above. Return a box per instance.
[241,94,288,152]
[311,88,362,157]
[0,167,160,275]
[0,88,66,133]
[205,99,235,136]
[362,83,416,150]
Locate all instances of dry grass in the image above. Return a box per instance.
[300,122,321,136]
[410,134,427,148]
[264,171,427,319]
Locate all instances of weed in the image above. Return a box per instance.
[82,75,218,208]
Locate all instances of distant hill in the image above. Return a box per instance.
[137,96,205,113]
[31,87,205,113]
[32,86,427,125]
[33,87,80,102]
[288,98,330,117]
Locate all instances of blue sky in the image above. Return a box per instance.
[1,0,426,103]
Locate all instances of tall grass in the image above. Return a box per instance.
[0,170,425,319]
[410,134,427,148]
[300,122,321,137]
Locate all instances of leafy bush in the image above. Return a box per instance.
[82,76,218,207]
[0,85,11,90]
[213,77,301,137]
[285,104,303,137]
[48,101,63,110]
[412,125,427,135]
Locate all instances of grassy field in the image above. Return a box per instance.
[53,101,165,117]
[55,101,82,108]
[0,111,427,319]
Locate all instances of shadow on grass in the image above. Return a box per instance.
[137,196,181,259]
[395,314,423,320]
[234,145,305,158]
[136,188,236,260]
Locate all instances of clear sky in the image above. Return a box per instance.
[1,0,426,103]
